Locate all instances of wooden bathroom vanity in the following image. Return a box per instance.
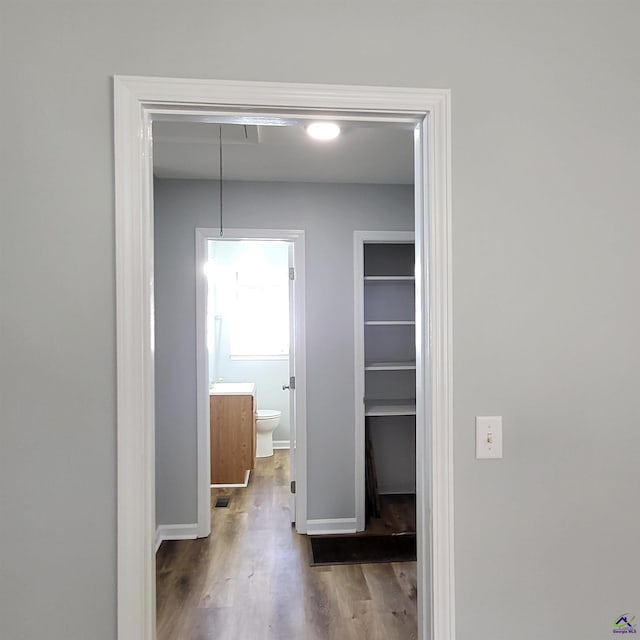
[209,383,256,485]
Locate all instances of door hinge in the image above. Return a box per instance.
[289,375,296,390]
[290,480,296,494]
[289,267,295,281]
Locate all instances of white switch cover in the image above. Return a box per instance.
[476,416,503,459]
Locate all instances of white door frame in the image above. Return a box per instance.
[114,76,453,640]
[195,227,307,538]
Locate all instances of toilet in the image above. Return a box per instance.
[255,409,281,458]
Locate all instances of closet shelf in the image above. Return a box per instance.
[364,320,415,326]
[365,360,416,371]
[365,399,416,417]
[364,276,415,282]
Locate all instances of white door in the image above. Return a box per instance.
[286,242,296,524]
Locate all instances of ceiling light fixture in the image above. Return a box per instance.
[306,122,341,141]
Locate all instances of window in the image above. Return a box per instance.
[207,256,289,359]
[230,266,289,357]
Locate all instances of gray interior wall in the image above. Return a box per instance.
[154,179,414,526]
[2,2,639,639]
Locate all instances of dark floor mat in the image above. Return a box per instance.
[309,533,416,566]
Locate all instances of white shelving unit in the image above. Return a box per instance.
[364,320,415,325]
[364,276,414,281]
[354,231,416,530]
[365,399,417,417]
[365,361,417,371]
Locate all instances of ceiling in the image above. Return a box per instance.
[152,121,414,185]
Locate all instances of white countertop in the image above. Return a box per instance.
[209,382,256,396]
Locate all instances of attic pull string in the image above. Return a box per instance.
[219,124,223,237]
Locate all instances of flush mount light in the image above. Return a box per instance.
[306,122,341,141]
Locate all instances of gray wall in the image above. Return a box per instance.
[154,179,414,526]
[1,2,639,639]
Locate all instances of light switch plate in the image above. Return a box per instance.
[476,416,503,459]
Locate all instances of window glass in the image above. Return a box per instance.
[230,266,289,357]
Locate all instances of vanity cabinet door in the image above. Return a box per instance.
[210,394,255,484]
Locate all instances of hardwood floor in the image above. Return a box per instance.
[156,451,418,640]
[364,493,416,537]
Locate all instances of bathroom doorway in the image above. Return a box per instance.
[195,228,306,530]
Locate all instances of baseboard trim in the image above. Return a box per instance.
[211,469,251,488]
[155,523,198,552]
[306,518,357,535]
[273,440,290,450]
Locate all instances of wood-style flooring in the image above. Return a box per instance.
[156,451,418,640]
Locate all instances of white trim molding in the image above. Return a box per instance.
[306,518,358,536]
[416,99,455,640]
[114,76,453,640]
[155,524,198,553]
[194,226,211,538]
[272,440,291,450]
[210,469,251,489]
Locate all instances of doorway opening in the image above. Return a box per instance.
[195,229,306,536]
[114,77,453,640]
[207,239,292,466]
